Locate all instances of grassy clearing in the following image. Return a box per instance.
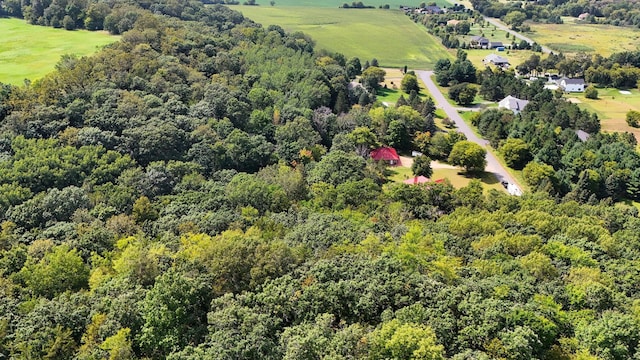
[238,0,451,8]
[376,67,432,104]
[234,6,453,68]
[525,20,640,56]
[387,164,505,192]
[567,88,640,141]
[462,48,540,72]
[463,22,512,46]
[0,18,118,85]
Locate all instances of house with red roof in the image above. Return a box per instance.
[370,147,400,165]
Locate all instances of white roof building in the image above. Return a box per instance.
[498,95,529,114]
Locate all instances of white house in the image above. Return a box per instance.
[558,78,586,92]
[498,95,529,114]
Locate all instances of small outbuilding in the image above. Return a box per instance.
[370,147,400,165]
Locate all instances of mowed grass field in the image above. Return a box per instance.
[387,163,505,192]
[567,88,640,141]
[0,18,118,85]
[234,6,453,68]
[526,19,640,56]
[239,0,451,8]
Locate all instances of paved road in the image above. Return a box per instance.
[483,16,552,54]
[416,70,522,193]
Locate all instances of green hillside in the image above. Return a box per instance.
[235,6,452,68]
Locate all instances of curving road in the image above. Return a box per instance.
[483,16,552,54]
[416,70,522,193]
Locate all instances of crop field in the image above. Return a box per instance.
[0,18,117,85]
[234,6,453,68]
[568,88,640,141]
[525,20,640,56]
[237,0,451,8]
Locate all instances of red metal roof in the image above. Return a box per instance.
[370,147,400,161]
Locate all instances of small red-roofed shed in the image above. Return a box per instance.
[370,147,400,165]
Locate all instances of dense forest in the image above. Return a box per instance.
[2,0,640,359]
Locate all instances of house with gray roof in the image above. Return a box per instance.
[470,36,489,48]
[483,53,509,68]
[499,95,529,114]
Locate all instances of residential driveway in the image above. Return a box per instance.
[483,17,552,54]
[416,70,522,193]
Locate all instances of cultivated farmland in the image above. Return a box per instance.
[0,18,118,85]
[234,6,453,69]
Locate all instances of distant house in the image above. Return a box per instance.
[470,35,489,48]
[578,12,589,20]
[575,129,590,142]
[498,95,529,114]
[483,53,509,68]
[489,41,504,49]
[370,147,400,165]
[446,19,460,26]
[558,77,586,92]
[424,5,442,13]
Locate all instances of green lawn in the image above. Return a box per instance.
[387,164,505,192]
[233,6,453,68]
[566,88,640,142]
[0,18,118,85]
[238,0,451,8]
[525,19,640,56]
[376,67,432,104]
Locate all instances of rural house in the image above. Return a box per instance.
[498,95,529,114]
[483,54,509,68]
[470,36,489,48]
[370,147,400,165]
[558,77,586,92]
[489,41,504,49]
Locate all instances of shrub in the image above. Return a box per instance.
[585,85,598,99]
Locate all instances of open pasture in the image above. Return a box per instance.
[234,6,453,68]
[568,88,640,141]
[237,0,451,8]
[0,18,118,85]
[525,20,640,56]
